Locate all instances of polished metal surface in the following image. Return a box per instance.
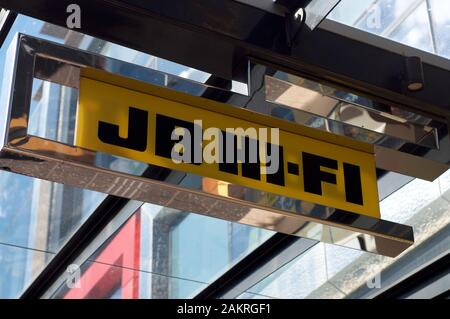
[0,33,434,257]
[265,74,439,149]
[246,62,449,181]
[374,145,450,182]
[34,55,80,89]
[0,147,413,257]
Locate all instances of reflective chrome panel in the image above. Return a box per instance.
[0,146,413,258]
[34,55,80,89]
[375,145,450,182]
[265,75,438,149]
[246,62,450,181]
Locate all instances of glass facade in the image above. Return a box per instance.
[0,0,449,300]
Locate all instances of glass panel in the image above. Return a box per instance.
[60,261,207,299]
[329,0,450,59]
[389,2,433,53]
[51,203,273,299]
[328,0,376,25]
[29,79,78,144]
[0,169,106,299]
[429,0,450,58]
[237,292,273,299]
[0,243,55,299]
[265,73,437,148]
[0,171,105,253]
[239,169,450,299]
[354,0,420,36]
[246,244,329,299]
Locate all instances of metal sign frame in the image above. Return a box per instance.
[75,71,381,218]
[0,34,416,257]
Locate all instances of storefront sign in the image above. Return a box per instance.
[75,72,380,218]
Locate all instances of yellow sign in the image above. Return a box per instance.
[76,70,380,218]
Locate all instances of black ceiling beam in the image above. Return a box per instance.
[275,0,309,11]
[234,0,310,15]
[1,0,450,120]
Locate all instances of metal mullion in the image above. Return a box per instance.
[425,0,439,55]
